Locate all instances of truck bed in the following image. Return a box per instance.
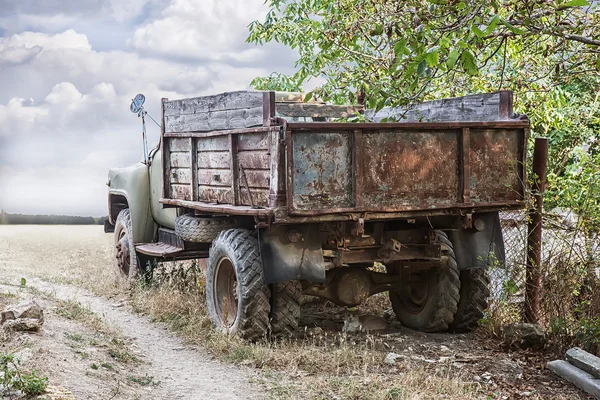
[159,91,528,223]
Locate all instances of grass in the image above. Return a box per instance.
[130,265,482,399]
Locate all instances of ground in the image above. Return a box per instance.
[0,225,592,399]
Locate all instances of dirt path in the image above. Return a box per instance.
[0,277,263,400]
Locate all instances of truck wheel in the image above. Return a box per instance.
[389,230,460,332]
[206,229,271,340]
[114,209,144,286]
[449,268,491,332]
[175,214,239,243]
[270,281,302,337]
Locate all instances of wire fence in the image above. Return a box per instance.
[490,211,600,353]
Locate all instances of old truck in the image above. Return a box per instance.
[106,90,528,340]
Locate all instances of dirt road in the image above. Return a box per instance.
[0,277,263,399]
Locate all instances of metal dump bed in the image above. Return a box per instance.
[159,91,528,223]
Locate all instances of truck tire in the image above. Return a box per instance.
[389,230,460,332]
[270,281,302,337]
[449,268,491,332]
[113,209,147,286]
[206,229,271,340]
[175,214,239,243]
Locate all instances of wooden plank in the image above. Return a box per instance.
[238,151,270,170]
[198,169,233,187]
[160,198,274,216]
[268,129,286,208]
[277,103,363,119]
[170,184,191,200]
[240,189,269,207]
[230,134,240,205]
[190,138,197,201]
[165,107,264,133]
[164,126,276,138]
[169,138,191,152]
[170,168,192,184]
[366,91,515,123]
[243,170,270,189]
[198,186,233,204]
[163,91,264,116]
[566,348,600,379]
[197,153,231,169]
[161,98,169,199]
[263,91,275,126]
[170,153,191,168]
[197,135,229,152]
[237,132,269,151]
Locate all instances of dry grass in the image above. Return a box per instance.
[131,265,482,400]
[0,226,582,399]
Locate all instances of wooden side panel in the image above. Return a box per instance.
[163,91,267,133]
[168,138,193,200]
[276,103,363,119]
[367,91,514,123]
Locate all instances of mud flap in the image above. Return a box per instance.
[449,211,506,270]
[258,225,326,284]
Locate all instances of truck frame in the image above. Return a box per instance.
[106,90,528,340]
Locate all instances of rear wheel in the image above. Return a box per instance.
[389,230,460,332]
[206,229,271,340]
[449,267,491,332]
[270,281,302,337]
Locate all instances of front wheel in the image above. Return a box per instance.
[206,229,271,341]
[113,209,144,287]
[389,230,460,332]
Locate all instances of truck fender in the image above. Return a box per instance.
[258,225,326,284]
[107,163,156,244]
[448,212,505,270]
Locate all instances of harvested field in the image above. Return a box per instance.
[0,225,591,399]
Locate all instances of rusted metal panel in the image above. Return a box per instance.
[362,129,459,208]
[291,131,353,210]
[469,128,524,203]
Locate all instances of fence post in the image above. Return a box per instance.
[525,137,548,324]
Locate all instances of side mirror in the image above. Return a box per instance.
[130,93,145,114]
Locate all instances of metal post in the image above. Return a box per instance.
[525,137,548,323]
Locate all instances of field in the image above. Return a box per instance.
[0,225,589,399]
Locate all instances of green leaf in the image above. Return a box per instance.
[460,50,478,75]
[472,25,485,38]
[372,24,383,35]
[417,60,428,77]
[20,277,26,287]
[394,40,408,57]
[303,91,313,103]
[446,49,460,68]
[502,20,526,35]
[561,0,589,6]
[485,15,500,34]
[425,50,439,67]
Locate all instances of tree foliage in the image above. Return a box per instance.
[248,0,599,108]
[248,0,600,226]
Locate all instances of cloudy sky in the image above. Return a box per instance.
[0,0,296,216]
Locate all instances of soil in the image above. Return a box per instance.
[0,278,263,400]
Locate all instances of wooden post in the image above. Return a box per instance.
[525,137,548,323]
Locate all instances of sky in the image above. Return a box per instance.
[0,0,297,216]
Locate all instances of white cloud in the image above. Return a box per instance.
[130,0,268,62]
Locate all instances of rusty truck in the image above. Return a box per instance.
[105,90,527,340]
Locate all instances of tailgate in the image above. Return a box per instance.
[286,122,528,215]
